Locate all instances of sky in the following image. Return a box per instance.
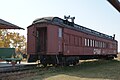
[0,0,120,51]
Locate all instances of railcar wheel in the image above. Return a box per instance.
[43,63,47,67]
[65,63,70,66]
[107,57,114,60]
[73,62,76,65]
[104,56,114,60]
[73,60,79,65]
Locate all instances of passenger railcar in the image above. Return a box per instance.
[27,17,118,66]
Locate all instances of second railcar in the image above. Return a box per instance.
[27,17,118,66]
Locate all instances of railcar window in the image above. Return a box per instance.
[112,43,114,49]
[59,28,62,38]
[100,42,102,48]
[97,41,99,47]
[115,43,117,48]
[95,41,98,47]
[94,41,96,47]
[109,43,113,49]
[98,42,100,47]
[79,37,81,46]
[64,34,66,44]
[103,42,105,48]
[104,43,107,48]
[37,31,39,37]
[67,35,70,45]
[90,39,92,47]
[93,40,95,47]
[88,39,90,46]
[75,36,79,46]
[114,43,116,48]
[104,42,106,48]
[101,42,103,48]
[112,43,114,48]
[85,38,87,46]
[64,34,69,45]
[98,42,101,48]
[70,35,74,45]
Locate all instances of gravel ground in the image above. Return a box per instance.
[0,70,37,80]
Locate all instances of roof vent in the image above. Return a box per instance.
[64,15,75,23]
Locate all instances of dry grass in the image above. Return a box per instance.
[20,59,120,80]
[1,54,120,80]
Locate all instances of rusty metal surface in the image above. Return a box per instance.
[27,23,59,55]
[27,25,36,54]
[47,25,59,54]
[27,17,117,57]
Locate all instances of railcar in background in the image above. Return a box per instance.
[27,16,118,66]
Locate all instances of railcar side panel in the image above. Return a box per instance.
[27,25,36,54]
[83,33,96,55]
[58,27,63,53]
[62,27,117,56]
[47,25,59,55]
[27,17,118,64]
[63,28,84,55]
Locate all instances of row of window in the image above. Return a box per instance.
[84,38,107,48]
[64,33,81,46]
[64,33,116,49]
[84,38,117,49]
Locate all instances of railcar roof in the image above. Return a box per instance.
[32,17,115,40]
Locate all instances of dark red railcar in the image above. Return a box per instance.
[27,17,118,66]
